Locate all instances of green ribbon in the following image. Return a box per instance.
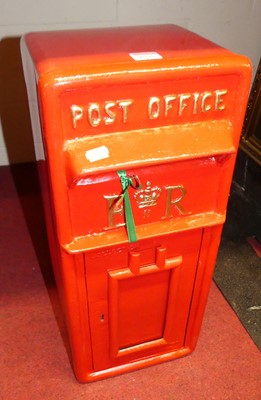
[117,170,141,243]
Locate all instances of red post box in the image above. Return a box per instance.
[21,25,251,382]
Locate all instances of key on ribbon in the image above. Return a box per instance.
[117,170,141,242]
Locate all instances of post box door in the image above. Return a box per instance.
[85,228,202,371]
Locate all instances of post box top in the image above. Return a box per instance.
[23,24,240,79]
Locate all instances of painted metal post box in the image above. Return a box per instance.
[21,25,251,382]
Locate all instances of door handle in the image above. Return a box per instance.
[156,246,183,269]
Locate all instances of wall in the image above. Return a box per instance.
[0,0,260,165]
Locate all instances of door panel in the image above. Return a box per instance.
[85,229,202,371]
[110,268,170,353]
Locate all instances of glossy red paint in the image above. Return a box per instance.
[21,25,251,382]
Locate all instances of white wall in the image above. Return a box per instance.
[0,0,260,165]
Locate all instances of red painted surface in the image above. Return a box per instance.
[21,25,251,382]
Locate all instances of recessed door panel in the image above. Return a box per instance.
[112,269,170,350]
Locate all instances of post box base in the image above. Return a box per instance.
[76,346,192,383]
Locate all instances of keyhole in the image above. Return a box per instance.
[100,313,105,322]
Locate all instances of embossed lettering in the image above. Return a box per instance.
[104,101,116,125]
[165,185,188,217]
[71,105,83,128]
[104,182,190,229]
[88,103,101,127]
[118,99,133,122]
[70,89,228,129]
[104,195,125,228]
[193,92,200,114]
[201,92,212,112]
[164,95,176,117]
[215,89,227,111]
[148,97,160,119]
[179,94,191,116]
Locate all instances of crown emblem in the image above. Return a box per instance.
[134,181,161,208]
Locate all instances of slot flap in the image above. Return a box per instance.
[64,120,235,182]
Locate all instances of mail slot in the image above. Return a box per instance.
[21,25,251,382]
